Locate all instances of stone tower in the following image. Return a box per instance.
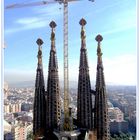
[94,34,110,140]
[46,21,61,131]
[77,18,93,130]
[33,38,46,139]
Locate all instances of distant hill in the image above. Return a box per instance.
[7,80,78,88]
[7,80,136,89]
[8,81,35,88]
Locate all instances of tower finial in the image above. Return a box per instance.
[95,34,103,64]
[79,18,87,26]
[79,18,87,49]
[36,38,43,65]
[36,38,43,46]
[95,34,103,42]
[49,21,57,28]
[50,21,57,51]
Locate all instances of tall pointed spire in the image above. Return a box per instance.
[46,21,61,131]
[77,18,93,130]
[94,34,110,140]
[33,38,46,139]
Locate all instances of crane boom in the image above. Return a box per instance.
[5,1,55,9]
[5,0,80,9]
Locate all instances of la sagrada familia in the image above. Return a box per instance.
[33,18,110,140]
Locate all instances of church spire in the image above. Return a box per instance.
[46,21,61,131]
[95,34,105,88]
[33,38,46,139]
[94,34,110,140]
[77,18,93,131]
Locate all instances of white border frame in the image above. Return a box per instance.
[1,0,139,140]
[0,0,4,139]
[137,0,140,139]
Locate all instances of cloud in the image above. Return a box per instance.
[16,17,39,24]
[100,54,137,85]
[61,54,137,86]
[69,54,137,86]
[5,4,62,34]
[4,54,137,86]
[5,17,50,34]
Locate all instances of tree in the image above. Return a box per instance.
[27,131,33,140]
[111,132,136,140]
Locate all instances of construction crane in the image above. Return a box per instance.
[5,0,76,131]
[6,0,94,131]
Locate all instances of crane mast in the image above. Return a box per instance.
[63,0,71,131]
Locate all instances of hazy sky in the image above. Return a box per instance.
[4,0,137,86]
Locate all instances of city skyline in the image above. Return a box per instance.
[4,0,137,85]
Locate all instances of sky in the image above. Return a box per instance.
[4,0,137,86]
